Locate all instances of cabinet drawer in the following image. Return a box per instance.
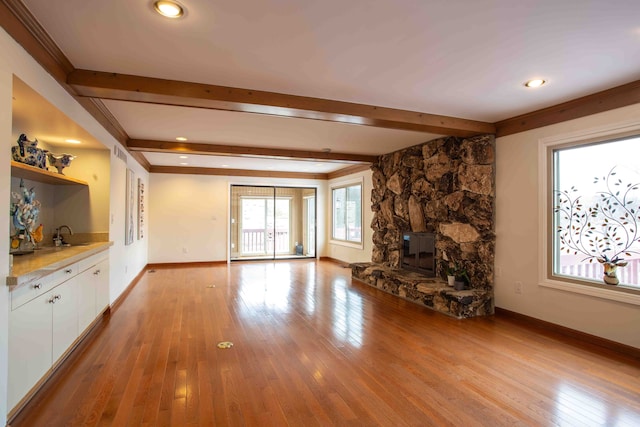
[77,251,109,273]
[11,264,78,311]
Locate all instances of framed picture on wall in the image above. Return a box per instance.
[138,178,144,239]
[125,168,135,245]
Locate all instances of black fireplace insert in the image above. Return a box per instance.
[401,232,435,276]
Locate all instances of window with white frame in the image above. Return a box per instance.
[551,135,640,289]
[332,183,362,244]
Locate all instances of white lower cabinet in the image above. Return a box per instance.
[77,256,109,332]
[8,289,53,409]
[94,259,110,313]
[77,269,96,333]
[51,277,79,363]
[8,250,110,412]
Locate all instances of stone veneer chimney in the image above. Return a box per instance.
[370,134,495,293]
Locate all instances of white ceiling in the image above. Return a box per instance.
[15,0,640,173]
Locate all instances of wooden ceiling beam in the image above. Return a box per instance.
[496,79,640,137]
[150,165,328,180]
[327,164,372,180]
[68,69,496,137]
[127,139,378,164]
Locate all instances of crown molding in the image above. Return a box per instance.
[0,0,150,170]
[0,0,73,82]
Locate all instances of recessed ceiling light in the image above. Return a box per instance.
[180,162,189,166]
[221,164,229,168]
[179,155,188,159]
[154,1,184,18]
[524,79,547,88]
[176,136,188,141]
[65,139,81,144]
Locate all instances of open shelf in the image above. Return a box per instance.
[11,160,88,186]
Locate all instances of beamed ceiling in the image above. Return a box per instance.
[3,0,640,178]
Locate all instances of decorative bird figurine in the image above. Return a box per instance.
[30,224,44,244]
[47,153,76,175]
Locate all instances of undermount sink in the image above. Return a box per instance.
[32,243,92,252]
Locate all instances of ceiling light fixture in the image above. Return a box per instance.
[524,79,547,88]
[180,162,189,166]
[154,1,184,18]
[179,155,188,159]
[176,136,188,141]
[65,139,81,144]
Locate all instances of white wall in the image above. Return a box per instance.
[0,39,13,425]
[0,26,148,422]
[149,174,326,263]
[326,169,374,264]
[109,152,148,301]
[52,147,111,234]
[495,103,640,349]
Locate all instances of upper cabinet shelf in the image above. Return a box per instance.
[11,161,88,186]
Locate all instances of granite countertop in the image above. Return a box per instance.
[7,241,113,288]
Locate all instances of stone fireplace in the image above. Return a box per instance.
[351,135,495,318]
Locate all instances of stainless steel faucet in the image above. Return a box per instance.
[54,225,73,245]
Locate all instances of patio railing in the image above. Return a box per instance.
[559,258,640,286]
[242,228,289,254]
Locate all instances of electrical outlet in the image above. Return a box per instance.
[515,281,523,294]
[495,267,502,278]
[182,247,188,254]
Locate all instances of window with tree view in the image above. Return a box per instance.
[332,183,362,243]
[553,136,640,288]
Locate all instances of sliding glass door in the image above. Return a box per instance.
[230,185,316,260]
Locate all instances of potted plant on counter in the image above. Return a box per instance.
[445,263,456,287]
[453,265,470,290]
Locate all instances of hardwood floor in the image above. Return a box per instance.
[11,260,640,426]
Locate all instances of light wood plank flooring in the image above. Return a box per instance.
[11,260,640,426]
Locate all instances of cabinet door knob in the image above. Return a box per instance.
[93,270,101,275]
[48,297,56,304]
[65,269,73,274]
[33,283,42,290]
[54,294,61,301]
